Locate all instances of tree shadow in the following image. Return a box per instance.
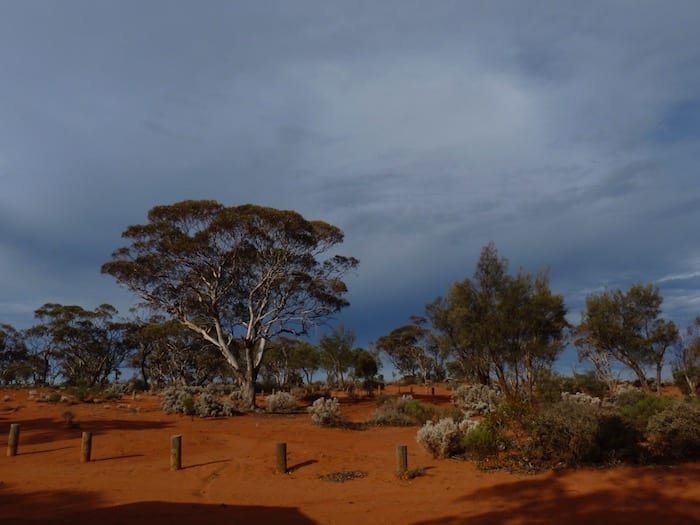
[412,464,700,525]
[1,417,174,447]
[183,458,231,470]
[0,486,318,525]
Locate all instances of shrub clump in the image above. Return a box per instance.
[451,384,501,416]
[525,401,600,467]
[646,401,700,461]
[616,392,672,431]
[265,391,298,413]
[161,385,236,417]
[369,395,439,426]
[308,397,341,426]
[462,421,502,460]
[416,417,465,458]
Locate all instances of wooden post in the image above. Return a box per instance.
[170,435,182,471]
[396,444,408,474]
[276,442,287,474]
[431,387,435,396]
[7,424,19,457]
[81,432,92,463]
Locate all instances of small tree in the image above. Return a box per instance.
[318,324,356,389]
[673,317,700,396]
[102,200,357,409]
[575,284,678,393]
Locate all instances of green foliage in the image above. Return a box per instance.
[462,423,502,460]
[575,284,678,393]
[46,392,62,403]
[618,392,673,431]
[525,401,600,467]
[647,401,700,461]
[369,395,439,426]
[429,243,568,400]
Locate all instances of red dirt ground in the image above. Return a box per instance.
[1,385,698,525]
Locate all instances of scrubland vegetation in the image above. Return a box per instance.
[2,201,700,475]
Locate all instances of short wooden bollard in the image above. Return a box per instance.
[276,442,287,474]
[170,435,182,471]
[81,432,92,463]
[396,444,408,474]
[7,424,20,457]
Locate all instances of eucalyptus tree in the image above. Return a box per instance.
[318,323,356,388]
[33,303,133,387]
[575,284,678,393]
[429,243,568,400]
[102,200,357,409]
[674,317,700,396]
[0,324,32,385]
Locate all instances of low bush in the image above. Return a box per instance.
[525,401,600,468]
[308,397,341,426]
[265,391,298,413]
[194,386,237,417]
[369,395,439,426]
[462,422,501,460]
[161,385,236,417]
[161,386,197,415]
[451,384,501,416]
[618,393,672,431]
[416,418,464,458]
[647,401,700,461]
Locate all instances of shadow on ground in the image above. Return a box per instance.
[412,464,700,525]
[0,486,317,525]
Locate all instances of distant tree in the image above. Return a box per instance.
[102,200,357,409]
[33,303,133,387]
[673,317,700,396]
[318,323,356,388]
[351,347,381,394]
[0,324,32,385]
[292,341,321,385]
[575,284,678,393]
[429,243,568,400]
[375,317,446,383]
[130,316,226,389]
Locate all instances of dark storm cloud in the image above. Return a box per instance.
[1,0,700,360]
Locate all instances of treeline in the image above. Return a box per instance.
[376,243,700,398]
[0,306,380,392]
[1,239,698,399]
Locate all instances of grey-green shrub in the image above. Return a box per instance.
[308,397,341,426]
[416,418,464,458]
[195,386,237,417]
[451,384,501,416]
[525,401,600,467]
[265,391,298,413]
[647,401,700,461]
[369,395,439,426]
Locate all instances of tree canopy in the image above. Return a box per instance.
[575,284,678,393]
[429,243,568,400]
[102,200,358,408]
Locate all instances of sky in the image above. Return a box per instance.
[1,1,700,373]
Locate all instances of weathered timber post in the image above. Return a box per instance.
[431,387,435,396]
[276,442,287,474]
[7,424,20,457]
[396,444,408,474]
[81,432,92,463]
[170,435,182,471]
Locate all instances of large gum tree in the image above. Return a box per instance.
[102,200,358,409]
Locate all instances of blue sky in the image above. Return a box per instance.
[1,1,700,373]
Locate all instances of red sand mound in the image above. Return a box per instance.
[1,387,698,525]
